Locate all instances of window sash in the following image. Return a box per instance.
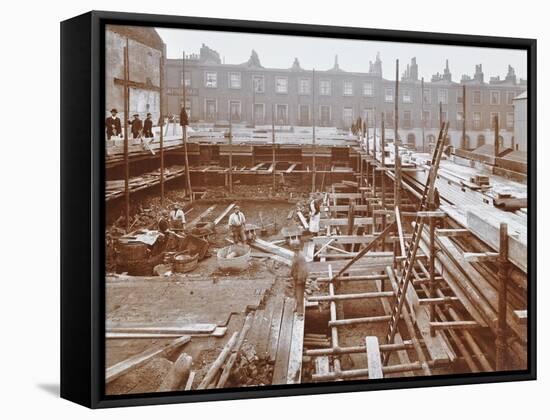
[343,82,353,96]
[276,77,288,94]
[205,72,217,88]
[363,82,374,96]
[320,80,331,95]
[228,72,241,89]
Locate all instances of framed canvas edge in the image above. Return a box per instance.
[60,10,537,409]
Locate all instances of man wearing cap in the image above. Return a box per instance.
[105,108,122,139]
[143,113,154,139]
[169,204,186,231]
[129,113,143,139]
[228,205,246,244]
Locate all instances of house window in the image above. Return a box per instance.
[181,71,191,87]
[440,111,448,123]
[457,91,464,104]
[228,72,241,89]
[403,90,412,103]
[473,90,481,105]
[438,88,448,105]
[422,110,431,127]
[343,107,353,127]
[320,80,331,96]
[253,75,265,93]
[403,110,412,128]
[253,103,265,124]
[490,112,500,128]
[229,100,242,121]
[422,88,431,104]
[363,108,374,125]
[320,105,331,125]
[490,91,500,105]
[473,112,481,129]
[204,71,217,88]
[275,77,288,94]
[506,112,514,129]
[506,92,515,105]
[299,78,311,95]
[299,105,310,125]
[385,110,394,127]
[205,99,217,121]
[343,81,353,96]
[276,104,288,124]
[363,82,374,96]
[385,87,393,102]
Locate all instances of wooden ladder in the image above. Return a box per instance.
[383,122,449,364]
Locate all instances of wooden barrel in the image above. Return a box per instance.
[116,241,149,261]
[173,252,199,273]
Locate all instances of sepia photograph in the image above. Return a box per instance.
[103,23,529,395]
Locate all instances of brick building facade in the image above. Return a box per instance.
[165,44,526,150]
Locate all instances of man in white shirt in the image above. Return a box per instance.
[309,196,321,235]
[169,204,186,230]
[228,205,246,244]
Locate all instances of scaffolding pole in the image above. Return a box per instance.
[181,51,193,201]
[159,55,165,205]
[123,40,130,232]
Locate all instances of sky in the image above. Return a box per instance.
[156,27,527,82]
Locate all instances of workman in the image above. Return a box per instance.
[105,108,122,139]
[228,205,246,244]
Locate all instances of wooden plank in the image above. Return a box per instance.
[436,228,470,237]
[268,296,286,362]
[303,241,314,262]
[188,205,217,227]
[286,313,305,384]
[297,211,309,229]
[256,302,275,359]
[430,321,479,330]
[314,356,330,375]
[252,238,295,260]
[106,335,190,383]
[272,298,296,384]
[184,371,196,391]
[365,336,383,379]
[197,331,239,389]
[320,217,373,227]
[463,252,499,262]
[213,203,236,225]
[106,324,216,335]
[286,163,297,173]
[466,209,527,272]
[247,310,265,345]
[395,206,406,257]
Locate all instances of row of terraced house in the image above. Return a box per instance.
[164,44,527,151]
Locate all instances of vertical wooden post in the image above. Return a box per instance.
[182,51,193,201]
[421,77,425,152]
[462,84,467,149]
[228,119,233,194]
[272,104,276,191]
[312,69,316,193]
[394,59,401,209]
[494,114,500,158]
[496,223,509,370]
[123,40,130,232]
[429,217,436,336]
[159,55,165,206]
[380,113,386,250]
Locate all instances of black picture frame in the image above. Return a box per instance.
[60,10,537,409]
